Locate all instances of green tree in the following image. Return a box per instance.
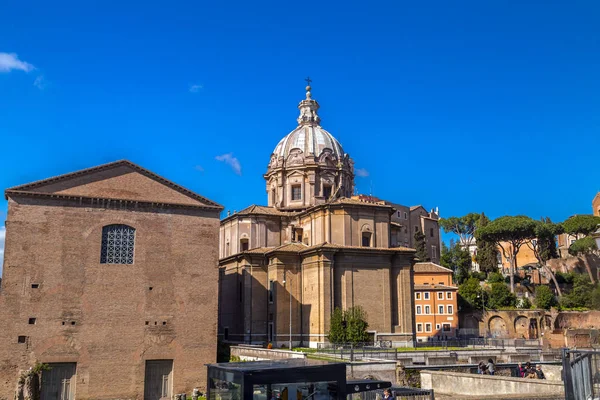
[327,307,346,344]
[568,237,598,284]
[414,230,430,262]
[527,218,564,295]
[440,213,481,246]
[560,274,595,309]
[441,242,471,284]
[475,213,499,275]
[476,215,537,293]
[534,285,557,310]
[458,277,486,310]
[487,282,517,309]
[563,215,600,283]
[487,272,505,284]
[345,306,370,344]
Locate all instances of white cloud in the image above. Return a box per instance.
[194,165,205,172]
[215,153,242,175]
[0,52,35,73]
[355,168,369,177]
[33,75,47,89]
[189,84,203,93]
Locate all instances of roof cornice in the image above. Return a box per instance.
[5,189,222,211]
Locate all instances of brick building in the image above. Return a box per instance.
[0,160,222,400]
[413,262,458,341]
[219,84,435,348]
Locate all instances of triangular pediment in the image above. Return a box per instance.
[6,160,222,209]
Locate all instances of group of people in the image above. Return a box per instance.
[518,362,546,379]
[476,359,546,379]
[477,359,496,375]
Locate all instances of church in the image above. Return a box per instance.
[218,83,441,348]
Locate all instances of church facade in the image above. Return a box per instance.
[0,161,222,399]
[218,85,440,348]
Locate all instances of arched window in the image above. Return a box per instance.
[100,224,135,264]
[240,238,249,251]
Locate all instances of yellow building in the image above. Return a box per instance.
[413,262,458,342]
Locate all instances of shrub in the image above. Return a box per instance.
[487,272,504,284]
[534,285,557,310]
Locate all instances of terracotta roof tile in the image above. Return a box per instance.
[414,262,453,274]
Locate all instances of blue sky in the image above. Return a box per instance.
[1,1,599,269]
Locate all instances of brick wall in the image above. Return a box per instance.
[0,192,220,399]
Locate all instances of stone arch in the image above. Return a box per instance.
[541,315,553,331]
[488,315,509,338]
[514,316,529,338]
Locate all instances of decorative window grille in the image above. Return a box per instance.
[100,224,135,264]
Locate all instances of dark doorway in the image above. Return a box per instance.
[41,363,77,400]
[144,360,173,400]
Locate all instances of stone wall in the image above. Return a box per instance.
[420,370,564,397]
[230,345,307,361]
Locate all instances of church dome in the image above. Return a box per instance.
[271,83,345,161]
[273,125,344,159]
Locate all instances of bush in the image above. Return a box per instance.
[559,274,595,309]
[518,297,532,309]
[487,282,516,309]
[458,277,485,310]
[470,272,487,281]
[327,306,369,345]
[555,271,575,284]
[534,285,556,310]
[487,272,504,284]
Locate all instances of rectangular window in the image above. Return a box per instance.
[268,280,274,303]
[415,292,421,300]
[323,185,332,199]
[424,292,430,300]
[417,323,423,333]
[425,323,432,332]
[416,305,422,315]
[404,212,408,219]
[438,305,444,314]
[397,211,400,218]
[436,324,441,330]
[446,292,452,300]
[291,185,302,201]
[447,305,454,314]
[432,245,437,260]
[437,292,443,300]
[443,323,451,332]
[425,305,430,314]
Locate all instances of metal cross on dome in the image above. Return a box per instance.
[305,76,312,86]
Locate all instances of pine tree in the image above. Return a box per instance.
[414,230,430,262]
[475,213,499,275]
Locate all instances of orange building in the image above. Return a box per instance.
[593,192,600,216]
[413,262,459,342]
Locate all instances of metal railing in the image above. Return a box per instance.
[347,387,434,400]
[562,348,600,400]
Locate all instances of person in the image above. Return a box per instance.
[487,358,495,376]
[477,361,485,374]
[517,363,526,378]
[535,364,546,379]
[383,389,394,399]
